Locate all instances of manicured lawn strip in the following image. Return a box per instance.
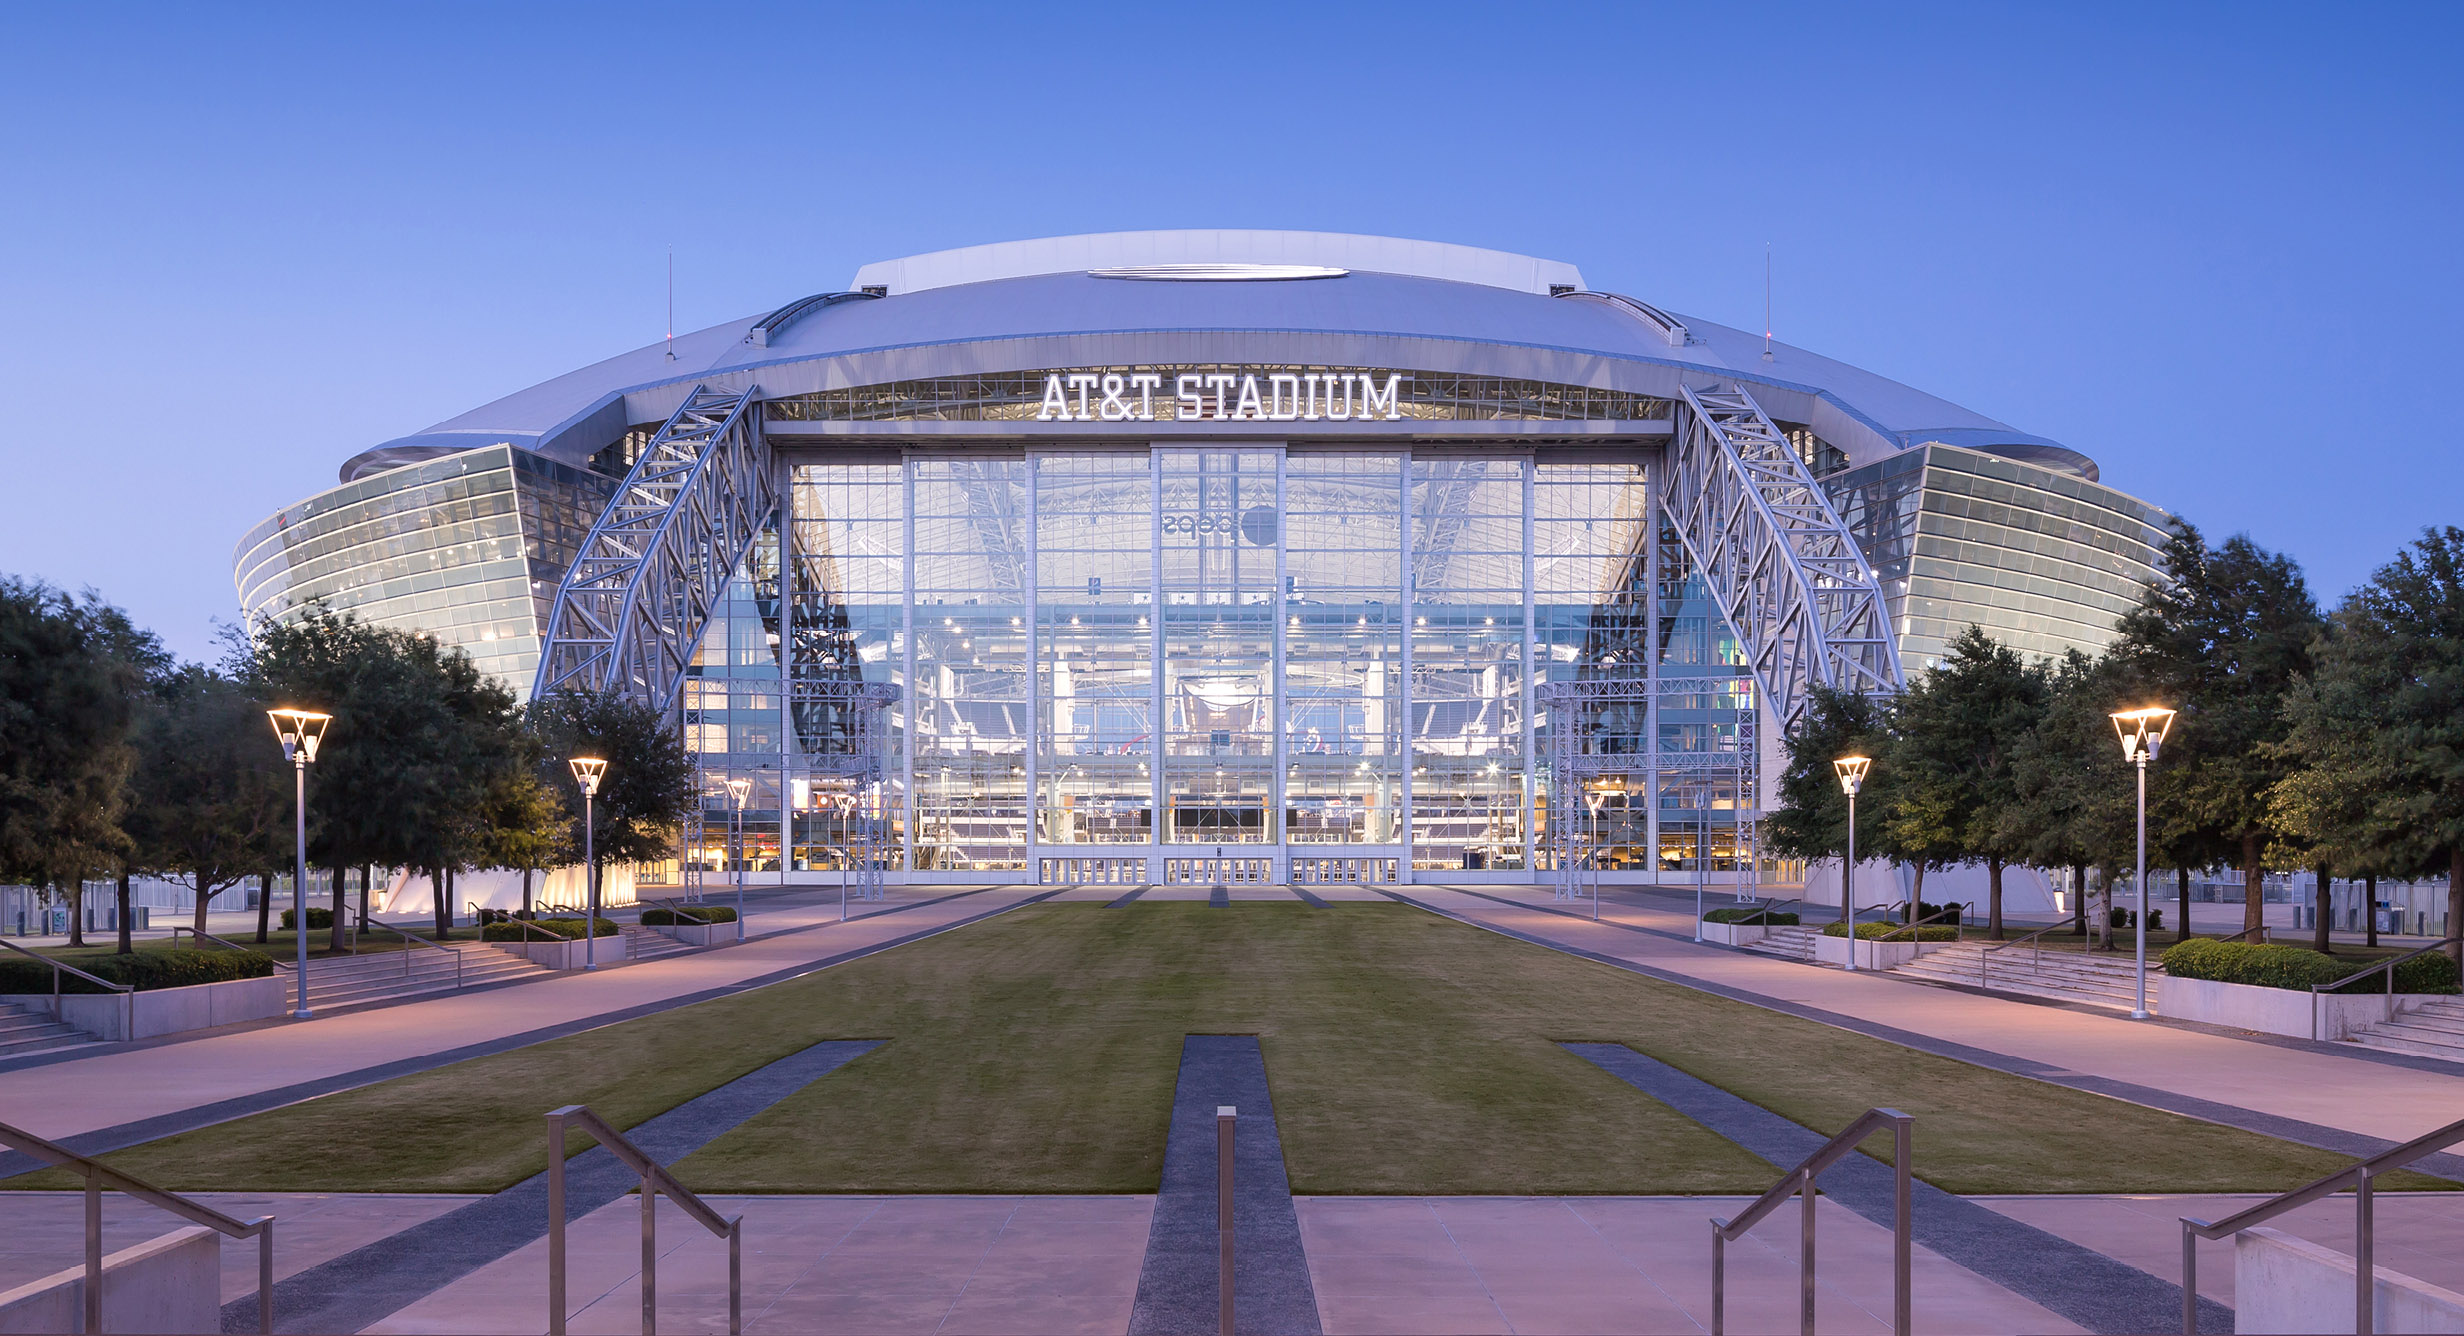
[5,904,2438,1197]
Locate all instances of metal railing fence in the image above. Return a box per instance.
[546,1104,741,1336]
[1709,1107,1913,1335]
[0,937,133,1039]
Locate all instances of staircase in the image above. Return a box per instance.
[303,942,555,1012]
[619,924,696,964]
[2347,997,2464,1064]
[1888,940,2150,1010]
[1741,925,1821,964]
[0,997,100,1059]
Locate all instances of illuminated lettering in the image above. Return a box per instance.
[1326,373,1354,420]
[1097,373,1133,420]
[1131,373,1162,420]
[1037,374,1071,420]
[1359,373,1401,419]
[1205,373,1238,420]
[1177,373,1204,419]
[1234,375,1265,419]
[1300,373,1322,421]
[1033,368,1409,421]
[1066,373,1098,419]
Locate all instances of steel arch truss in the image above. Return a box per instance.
[1663,385,1903,721]
[534,385,774,711]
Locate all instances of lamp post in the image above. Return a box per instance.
[569,758,606,970]
[725,777,751,943]
[2110,706,2176,1019]
[266,708,332,1019]
[1834,756,1872,971]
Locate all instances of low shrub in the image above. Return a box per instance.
[2108,906,2166,931]
[2161,939,2462,994]
[1701,906,1797,926]
[480,916,619,942]
[473,908,541,926]
[0,948,275,994]
[278,907,334,931]
[640,907,734,926]
[1822,921,1960,942]
[1912,900,1965,926]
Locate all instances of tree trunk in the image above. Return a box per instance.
[1987,858,2005,940]
[2069,864,2087,937]
[118,871,135,953]
[2365,872,2379,949]
[429,868,446,939]
[2449,847,2462,969]
[1908,863,1926,923]
[2312,862,2333,954]
[521,866,533,917]
[2177,866,2191,945]
[2242,835,2265,937]
[190,872,212,937]
[64,880,85,948]
[329,864,348,954]
[438,866,455,939]
[255,872,272,943]
[359,866,371,934]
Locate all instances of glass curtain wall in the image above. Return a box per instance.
[1654,517,1758,876]
[1407,458,1529,871]
[681,530,785,880]
[1158,451,1279,845]
[1035,453,1156,847]
[1284,455,1404,845]
[788,464,907,871]
[910,460,1031,871]
[1532,463,1654,869]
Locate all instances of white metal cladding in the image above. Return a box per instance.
[534,385,773,712]
[1663,384,1904,720]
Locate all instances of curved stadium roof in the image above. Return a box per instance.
[341,230,2096,483]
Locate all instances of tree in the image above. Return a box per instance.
[1763,684,1892,915]
[1882,626,2050,937]
[124,669,290,938]
[2112,524,2322,936]
[479,763,571,918]
[0,580,150,948]
[2004,650,2141,944]
[2282,528,2464,967]
[527,688,696,917]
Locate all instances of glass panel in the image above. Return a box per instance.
[1284,454,1404,843]
[788,464,907,871]
[1035,453,1156,844]
[1159,451,1278,844]
[1409,457,1527,871]
[910,459,1031,871]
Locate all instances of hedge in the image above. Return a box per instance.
[480,916,620,942]
[278,907,334,931]
[1702,906,1798,925]
[1822,921,1960,942]
[2162,938,2462,994]
[640,906,739,925]
[0,948,275,995]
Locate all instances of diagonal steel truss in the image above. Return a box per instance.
[1662,384,1902,722]
[534,385,774,712]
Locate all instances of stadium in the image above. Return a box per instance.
[233,230,2172,896]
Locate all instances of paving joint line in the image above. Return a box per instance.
[1380,888,2464,1182]
[0,889,1058,1177]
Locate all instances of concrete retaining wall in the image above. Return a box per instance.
[2162,975,2432,1040]
[649,920,731,946]
[1814,935,1921,970]
[0,1225,220,1334]
[496,933,626,970]
[1696,921,1769,947]
[2236,1226,2464,1333]
[20,974,289,1042]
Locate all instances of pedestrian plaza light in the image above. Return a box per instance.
[1834,756,1871,970]
[569,758,607,969]
[2109,706,2176,1018]
[726,777,752,943]
[266,708,333,1018]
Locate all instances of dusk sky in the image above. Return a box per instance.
[3,2,2457,662]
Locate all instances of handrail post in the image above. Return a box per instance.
[548,1109,569,1336]
[1709,1222,1727,1336]
[641,1173,657,1336]
[1218,1105,1236,1336]
[2355,1166,2375,1336]
[1892,1116,1912,1336]
[85,1162,102,1335]
[1800,1166,1816,1336]
[256,1219,275,1335]
[2181,1219,2200,1334]
[728,1218,742,1336]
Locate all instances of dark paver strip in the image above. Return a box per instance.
[1129,1035,1322,1336]
[221,1038,878,1334]
[1210,886,1231,908]
[1108,886,1150,907]
[1289,886,1328,908]
[1567,1042,2235,1336]
[1388,889,2464,1182]
[0,889,1050,1178]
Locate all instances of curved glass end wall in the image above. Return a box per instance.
[657,448,1770,889]
[232,445,618,699]
[1823,444,2173,668]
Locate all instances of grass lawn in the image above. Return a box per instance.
[7,903,2440,1198]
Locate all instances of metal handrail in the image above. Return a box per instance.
[351,917,464,993]
[547,1104,741,1336]
[168,926,295,970]
[2180,1113,2464,1335]
[0,937,134,1041]
[2310,936,2463,1041]
[1711,1107,1912,1336]
[1872,901,1971,948]
[2213,923,2270,945]
[1979,920,2070,989]
[0,1116,274,1334]
[1730,896,1801,926]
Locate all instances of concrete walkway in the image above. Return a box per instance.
[1402,885,2464,1151]
[0,886,1045,1149]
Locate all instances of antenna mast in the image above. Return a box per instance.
[1761,243,1774,362]
[665,249,677,362]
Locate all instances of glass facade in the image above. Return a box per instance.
[231,445,616,695]
[1825,444,2173,668]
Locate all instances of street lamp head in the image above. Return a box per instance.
[569,756,607,796]
[726,777,752,808]
[1833,755,1871,797]
[2110,706,2176,763]
[265,708,333,763]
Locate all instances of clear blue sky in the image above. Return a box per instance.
[3,2,2456,662]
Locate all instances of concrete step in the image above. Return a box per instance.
[618,926,695,962]
[0,1002,99,1058]
[2347,1030,2464,1064]
[1741,927,1820,963]
[304,945,554,1009]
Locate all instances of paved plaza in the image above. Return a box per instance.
[4,883,2459,1333]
